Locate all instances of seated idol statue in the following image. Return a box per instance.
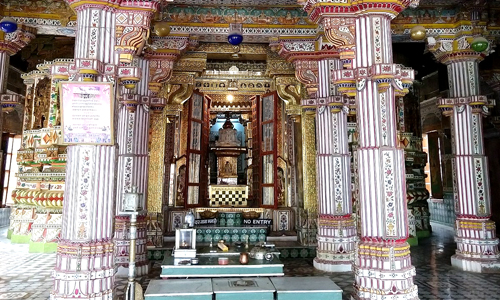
[216,118,239,147]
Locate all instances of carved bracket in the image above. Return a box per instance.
[114,2,159,64]
[276,76,302,106]
[294,60,319,99]
[148,59,174,94]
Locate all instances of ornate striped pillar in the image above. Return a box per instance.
[315,2,419,297]
[114,57,151,277]
[52,1,158,299]
[308,58,356,272]
[429,38,500,272]
[52,3,118,299]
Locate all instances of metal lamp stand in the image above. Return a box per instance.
[120,186,146,300]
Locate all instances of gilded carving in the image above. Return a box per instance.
[276,76,302,105]
[23,86,34,132]
[196,43,268,55]
[167,84,194,104]
[32,77,51,130]
[147,109,168,213]
[267,52,295,76]
[301,109,317,214]
[168,72,196,85]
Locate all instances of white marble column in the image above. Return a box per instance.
[51,4,118,299]
[114,57,151,276]
[437,58,500,272]
[332,14,418,299]
[313,58,356,272]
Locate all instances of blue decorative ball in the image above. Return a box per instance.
[228,33,243,46]
[0,17,18,33]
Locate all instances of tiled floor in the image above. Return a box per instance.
[1,223,500,300]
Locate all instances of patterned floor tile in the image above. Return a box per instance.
[2,223,500,300]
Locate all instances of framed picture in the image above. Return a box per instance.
[59,82,114,145]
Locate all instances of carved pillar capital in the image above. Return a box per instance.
[427,33,492,65]
[437,96,495,117]
[150,97,167,114]
[301,0,420,24]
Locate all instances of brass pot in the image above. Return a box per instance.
[239,252,249,264]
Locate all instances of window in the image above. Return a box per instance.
[3,135,21,206]
[422,132,443,199]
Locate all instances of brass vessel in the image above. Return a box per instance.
[239,252,249,264]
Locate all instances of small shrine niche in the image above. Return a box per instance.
[32,77,51,130]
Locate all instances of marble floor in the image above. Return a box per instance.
[1,223,500,300]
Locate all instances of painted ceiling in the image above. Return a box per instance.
[2,0,499,40]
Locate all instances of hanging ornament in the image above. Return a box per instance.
[409,25,426,41]
[0,17,17,33]
[471,36,489,52]
[154,21,170,37]
[228,23,243,46]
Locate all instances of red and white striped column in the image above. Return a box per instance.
[313,58,357,272]
[331,15,418,299]
[114,57,151,277]
[434,54,500,272]
[52,3,119,299]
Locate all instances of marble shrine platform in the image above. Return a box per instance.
[145,277,342,300]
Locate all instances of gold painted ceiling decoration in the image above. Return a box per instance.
[162,6,309,26]
[208,94,253,112]
[1,0,76,36]
[206,61,266,72]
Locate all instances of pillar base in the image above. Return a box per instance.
[29,241,58,253]
[313,257,352,272]
[11,233,31,244]
[451,255,500,273]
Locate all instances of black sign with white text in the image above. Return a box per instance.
[243,219,273,226]
[194,218,217,225]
